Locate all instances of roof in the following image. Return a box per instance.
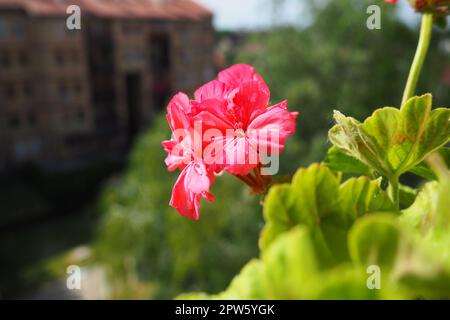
[0,0,213,20]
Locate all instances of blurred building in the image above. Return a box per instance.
[0,0,214,171]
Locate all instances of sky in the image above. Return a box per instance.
[196,0,420,31]
[196,0,309,30]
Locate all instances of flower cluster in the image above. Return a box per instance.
[162,64,299,220]
[385,0,450,16]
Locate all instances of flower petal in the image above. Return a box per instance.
[229,80,271,128]
[247,100,299,155]
[167,92,191,132]
[218,64,268,90]
[194,80,228,102]
[169,161,215,220]
[192,99,234,132]
[204,135,258,175]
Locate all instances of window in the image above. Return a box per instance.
[150,33,171,72]
[123,48,144,64]
[122,23,143,35]
[14,139,41,160]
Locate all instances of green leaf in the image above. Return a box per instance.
[401,153,450,234]
[262,226,319,299]
[259,164,341,253]
[260,164,395,266]
[311,265,393,300]
[409,147,450,181]
[329,94,450,179]
[400,181,437,232]
[339,177,397,224]
[348,214,402,270]
[324,146,372,176]
[217,259,267,300]
[399,184,418,209]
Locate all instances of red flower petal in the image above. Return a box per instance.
[204,135,258,175]
[229,80,271,128]
[166,92,191,132]
[194,80,228,102]
[218,63,269,93]
[247,100,299,155]
[169,161,215,220]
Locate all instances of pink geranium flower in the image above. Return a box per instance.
[193,64,299,176]
[162,64,299,220]
[162,93,215,220]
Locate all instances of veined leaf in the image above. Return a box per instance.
[348,214,402,270]
[262,227,319,299]
[324,146,373,176]
[409,147,450,181]
[329,94,450,179]
[339,177,396,223]
[401,154,450,234]
[259,164,341,253]
[260,164,395,265]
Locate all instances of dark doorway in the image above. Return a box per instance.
[150,33,171,110]
[125,73,142,145]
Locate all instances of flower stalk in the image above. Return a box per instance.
[401,12,434,106]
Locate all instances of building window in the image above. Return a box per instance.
[150,33,171,72]
[122,23,142,35]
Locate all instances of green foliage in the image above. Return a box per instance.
[93,115,263,299]
[260,164,396,264]
[180,158,450,300]
[348,214,402,270]
[328,94,450,181]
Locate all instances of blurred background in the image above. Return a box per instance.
[0,0,449,299]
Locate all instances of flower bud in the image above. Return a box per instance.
[409,0,450,16]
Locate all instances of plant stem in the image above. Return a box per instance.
[388,176,400,210]
[401,13,433,106]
